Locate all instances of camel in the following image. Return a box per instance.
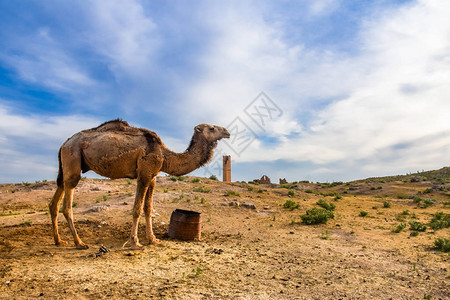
[49,119,230,249]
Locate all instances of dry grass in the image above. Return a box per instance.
[0,173,449,299]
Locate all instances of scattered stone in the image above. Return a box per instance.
[160,222,166,225]
[4,281,10,286]
[152,212,160,217]
[90,205,109,212]
[122,202,128,205]
[264,206,270,210]
[78,218,88,223]
[229,201,240,207]
[213,248,224,254]
[100,221,107,225]
[242,202,256,209]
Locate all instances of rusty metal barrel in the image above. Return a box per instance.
[168,209,201,241]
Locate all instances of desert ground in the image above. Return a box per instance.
[0,169,449,299]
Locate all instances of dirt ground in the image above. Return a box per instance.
[0,175,449,299]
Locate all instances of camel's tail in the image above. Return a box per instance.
[56,148,63,188]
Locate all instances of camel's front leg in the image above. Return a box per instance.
[128,179,149,249]
[144,177,160,244]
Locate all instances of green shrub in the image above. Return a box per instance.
[391,223,406,233]
[304,189,314,194]
[247,186,253,191]
[300,208,334,225]
[317,199,335,211]
[397,195,408,199]
[429,212,450,231]
[409,221,427,232]
[420,198,434,208]
[283,199,300,211]
[209,175,218,181]
[410,231,419,237]
[383,201,392,208]
[288,190,295,197]
[170,176,186,181]
[20,220,32,226]
[126,179,133,185]
[359,211,368,217]
[191,178,201,183]
[433,238,450,252]
[226,190,240,197]
[193,186,211,193]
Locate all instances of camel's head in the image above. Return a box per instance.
[195,124,230,142]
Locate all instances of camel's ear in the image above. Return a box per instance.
[195,125,202,133]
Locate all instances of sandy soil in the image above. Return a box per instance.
[0,176,448,299]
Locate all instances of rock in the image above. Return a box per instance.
[264,206,270,210]
[242,202,256,209]
[229,201,240,207]
[78,218,88,223]
[89,205,109,212]
[4,281,10,286]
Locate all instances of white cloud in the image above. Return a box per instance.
[0,104,100,182]
[0,28,95,92]
[85,0,159,76]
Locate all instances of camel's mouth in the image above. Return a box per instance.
[222,129,230,139]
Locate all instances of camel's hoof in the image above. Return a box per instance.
[149,238,161,245]
[56,240,68,247]
[76,243,89,250]
[130,243,144,250]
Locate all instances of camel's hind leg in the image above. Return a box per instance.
[49,186,65,246]
[144,177,160,244]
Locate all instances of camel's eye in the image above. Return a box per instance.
[209,127,215,132]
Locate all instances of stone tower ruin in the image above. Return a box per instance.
[223,155,231,182]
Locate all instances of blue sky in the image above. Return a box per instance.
[1,0,449,183]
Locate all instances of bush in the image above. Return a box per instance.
[247,186,253,191]
[410,231,419,237]
[170,176,186,182]
[317,199,336,211]
[226,190,240,197]
[420,198,434,208]
[283,199,300,211]
[359,211,368,217]
[434,238,450,252]
[305,189,314,194]
[288,190,295,197]
[383,201,392,208]
[191,178,200,183]
[391,223,406,233]
[429,212,450,231]
[300,208,334,225]
[209,175,218,181]
[193,186,210,193]
[409,221,427,232]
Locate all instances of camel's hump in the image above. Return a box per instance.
[85,119,163,145]
[93,119,131,132]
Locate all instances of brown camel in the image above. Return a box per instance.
[49,119,230,249]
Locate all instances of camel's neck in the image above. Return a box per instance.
[161,134,217,176]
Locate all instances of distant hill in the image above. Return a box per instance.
[362,167,450,184]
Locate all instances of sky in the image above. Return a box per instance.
[0,0,449,183]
